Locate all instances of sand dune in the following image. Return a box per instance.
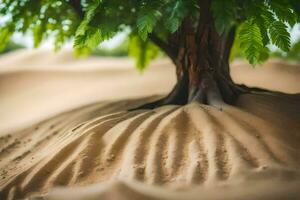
[0,50,299,199]
[0,51,175,135]
[1,94,300,199]
[0,50,299,135]
[231,59,300,94]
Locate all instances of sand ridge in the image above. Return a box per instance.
[0,93,300,199]
[0,50,299,199]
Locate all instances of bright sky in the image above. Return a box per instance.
[11,31,129,50]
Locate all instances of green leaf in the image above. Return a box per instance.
[259,47,270,62]
[85,30,102,49]
[238,19,264,66]
[268,1,298,26]
[211,0,236,34]
[0,25,14,52]
[164,0,188,33]
[250,3,274,45]
[74,28,100,52]
[73,0,101,47]
[137,10,160,40]
[269,21,291,52]
[128,35,159,71]
[54,29,65,51]
[32,24,44,48]
[73,0,120,53]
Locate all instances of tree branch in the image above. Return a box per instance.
[148,33,177,62]
[68,0,84,19]
[223,26,236,61]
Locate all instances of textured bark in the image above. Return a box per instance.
[139,0,242,109]
[135,33,239,110]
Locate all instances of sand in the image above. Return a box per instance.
[0,50,299,199]
[0,50,175,135]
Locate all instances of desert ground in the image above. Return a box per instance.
[0,50,299,200]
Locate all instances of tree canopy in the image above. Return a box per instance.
[0,0,299,69]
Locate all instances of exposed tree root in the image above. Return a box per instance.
[130,74,229,111]
[237,84,290,96]
[129,76,285,111]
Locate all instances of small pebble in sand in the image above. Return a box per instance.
[107,154,115,162]
[261,165,268,170]
[78,172,84,177]
[96,167,105,171]
[137,167,145,174]
[132,164,145,174]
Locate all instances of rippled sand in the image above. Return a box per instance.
[0,50,299,199]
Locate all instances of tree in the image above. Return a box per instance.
[0,0,299,108]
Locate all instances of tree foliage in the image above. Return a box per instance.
[271,38,300,60]
[0,0,299,68]
[128,35,159,70]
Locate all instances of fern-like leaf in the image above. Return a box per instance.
[137,10,160,40]
[164,0,188,33]
[238,19,264,66]
[73,0,118,54]
[250,2,274,45]
[269,21,291,52]
[268,1,298,26]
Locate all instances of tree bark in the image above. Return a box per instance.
[134,34,239,110]
[135,1,241,110]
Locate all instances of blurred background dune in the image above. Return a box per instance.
[0,49,299,135]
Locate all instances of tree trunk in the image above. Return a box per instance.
[136,28,240,110]
[133,43,240,110]
[132,0,243,110]
[176,25,239,106]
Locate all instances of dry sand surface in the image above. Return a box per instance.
[0,50,299,200]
